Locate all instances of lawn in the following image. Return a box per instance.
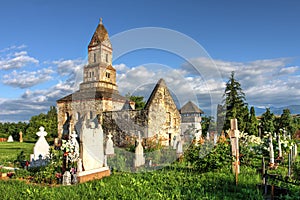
[0,166,263,200]
[0,142,34,167]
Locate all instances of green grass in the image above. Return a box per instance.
[0,142,34,166]
[0,166,263,200]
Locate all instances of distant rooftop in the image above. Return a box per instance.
[179,101,204,114]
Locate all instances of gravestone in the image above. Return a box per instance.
[32,127,50,161]
[77,120,110,183]
[81,122,104,170]
[230,119,240,174]
[176,134,183,157]
[213,133,218,145]
[269,134,274,166]
[62,171,71,185]
[134,132,145,167]
[19,131,23,143]
[105,132,114,155]
[277,133,282,158]
[7,135,13,142]
[194,130,201,146]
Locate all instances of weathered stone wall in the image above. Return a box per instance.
[146,83,181,146]
[57,98,125,138]
[102,110,148,147]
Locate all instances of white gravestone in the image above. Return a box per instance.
[134,132,145,167]
[70,131,79,152]
[81,122,104,171]
[269,135,274,165]
[62,171,71,185]
[32,127,50,160]
[194,130,201,146]
[214,133,218,145]
[277,133,282,158]
[7,135,13,142]
[105,133,114,155]
[176,134,183,155]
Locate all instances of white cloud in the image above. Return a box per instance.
[278,66,299,75]
[0,49,39,70]
[2,68,54,88]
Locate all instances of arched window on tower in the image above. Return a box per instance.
[105,54,108,62]
[94,53,96,63]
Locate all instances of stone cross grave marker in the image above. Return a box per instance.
[230,119,240,174]
[134,131,145,167]
[105,132,114,155]
[32,127,50,160]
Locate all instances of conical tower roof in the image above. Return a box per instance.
[88,18,110,47]
[179,101,204,114]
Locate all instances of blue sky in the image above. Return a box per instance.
[0,0,299,121]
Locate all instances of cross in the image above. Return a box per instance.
[36,126,47,137]
[100,17,103,24]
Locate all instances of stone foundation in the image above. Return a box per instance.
[77,167,110,183]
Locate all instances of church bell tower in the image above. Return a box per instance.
[80,18,118,93]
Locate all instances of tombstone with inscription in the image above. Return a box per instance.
[77,120,110,183]
[134,132,145,168]
[81,122,104,170]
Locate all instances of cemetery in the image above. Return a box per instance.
[0,20,299,199]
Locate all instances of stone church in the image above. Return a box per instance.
[57,19,181,147]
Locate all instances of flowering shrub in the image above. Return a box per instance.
[61,139,79,164]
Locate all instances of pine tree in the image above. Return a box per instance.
[279,109,296,136]
[261,108,275,134]
[247,106,258,135]
[222,71,246,131]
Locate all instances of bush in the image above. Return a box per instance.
[184,141,232,172]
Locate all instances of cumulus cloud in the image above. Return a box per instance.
[0,48,39,70]
[2,68,55,88]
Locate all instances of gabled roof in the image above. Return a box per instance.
[144,79,168,110]
[179,101,204,114]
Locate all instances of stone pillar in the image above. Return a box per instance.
[19,131,23,143]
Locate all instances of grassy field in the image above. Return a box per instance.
[0,142,34,167]
[0,166,263,200]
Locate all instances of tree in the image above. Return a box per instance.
[201,115,216,134]
[222,71,247,131]
[261,108,275,134]
[279,109,296,136]
[129,96,146,110]
[247,106,258,136]
[25,106,58,142]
